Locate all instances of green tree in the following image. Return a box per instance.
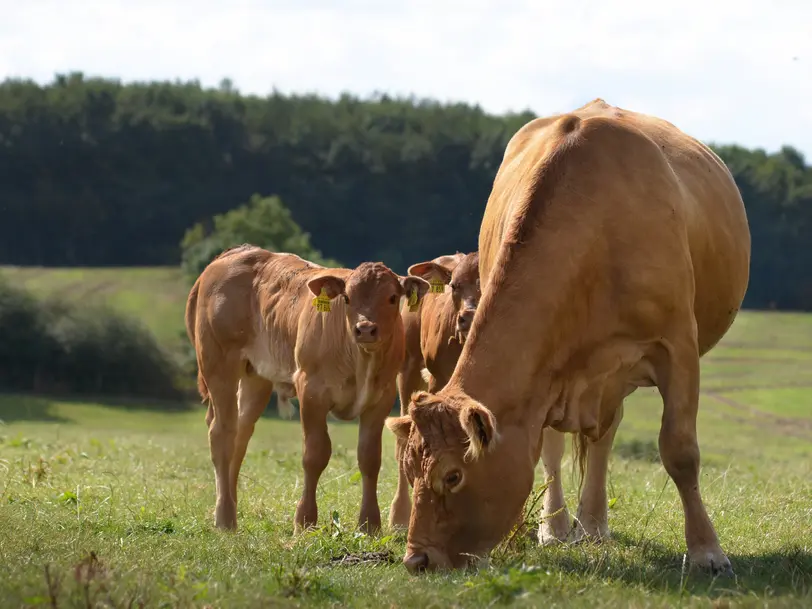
[1,74,812,310]
[180,194,341,279]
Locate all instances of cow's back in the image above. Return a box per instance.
[480,100,750,356]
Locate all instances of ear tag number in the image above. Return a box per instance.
[429,278,445,294]
[312,287,332,313]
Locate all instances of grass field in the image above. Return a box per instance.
[2,298,812,606]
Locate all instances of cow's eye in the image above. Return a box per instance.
[449,283,458,292]
[444,470,462,489]
[389,293,398,305]
[342,294,349,304]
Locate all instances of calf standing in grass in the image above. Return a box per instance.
[185,245,430,533]
[389,251,481,528]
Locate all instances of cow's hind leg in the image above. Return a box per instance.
[655,332,732,575]
[229,370,274,504]
[293,376,331,533]
[571,403,624,543]
[538,428,571,545]
[203,353,241,531]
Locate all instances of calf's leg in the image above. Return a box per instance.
[358,400,390,534]
[229,372,274,503]
[389,362,424,529]
[294,380,332,533]
[655,333,732,575]
[538,428,571,544]
[203,354,241,531]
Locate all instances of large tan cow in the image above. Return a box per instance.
[388,251,481,528]
[386,99,751,575]
[185,245,430,533]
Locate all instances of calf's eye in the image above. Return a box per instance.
[389,294,398,305]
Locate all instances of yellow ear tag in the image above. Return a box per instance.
[312,287,332,313]
[429,278,445,294]
[408,288,420,312]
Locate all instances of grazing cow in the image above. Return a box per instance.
[185,245,430,533]
[386,99,751,574]
[388,251,481,529]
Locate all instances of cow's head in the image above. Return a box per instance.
[386,389,535,573]
[308,262,430,349]
[408,252,481,343]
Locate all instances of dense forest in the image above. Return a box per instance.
[1,73,810,310]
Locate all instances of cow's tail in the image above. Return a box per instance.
[277,389,296,420]
[571,432,589,496]
[185,277,210,405]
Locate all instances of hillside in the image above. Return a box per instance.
[0,265,190,352]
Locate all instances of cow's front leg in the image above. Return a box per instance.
[294,380,332,533]
[357,397,391,534]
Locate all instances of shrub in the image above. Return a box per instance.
[0,278,181,399]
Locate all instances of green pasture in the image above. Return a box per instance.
[1,272,811,607]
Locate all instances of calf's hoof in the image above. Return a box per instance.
[214,501,237,531]
[359,512,382,535]
[294,500,317,534]
[388,500,412,531]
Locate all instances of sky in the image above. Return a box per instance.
[3,0,811,158]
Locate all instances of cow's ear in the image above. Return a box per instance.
[385,415,413,441]
[399,276,430,302]
[459,401,499,461]
[407,260,453,285]
[307,274,346,299]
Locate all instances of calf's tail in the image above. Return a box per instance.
[184,278,210,405]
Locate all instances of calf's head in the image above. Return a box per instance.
[308,262,430,349]
[386,390,535,573]
[408,252,481,343]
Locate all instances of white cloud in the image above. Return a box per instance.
[2,0,811,157]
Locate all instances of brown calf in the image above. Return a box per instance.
[185,245,429,533]
[388,251,481,528]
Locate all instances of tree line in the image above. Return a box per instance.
[1,73,810,310]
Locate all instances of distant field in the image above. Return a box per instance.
[0,265,190,352]
[1,306,811,607]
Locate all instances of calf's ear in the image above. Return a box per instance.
[307,274,346,299]
[399,276,430,303]
[407,260,454,285]
[385,415,413,440]
[459,401,499,461]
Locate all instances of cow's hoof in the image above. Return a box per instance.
[689,548,734,577]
